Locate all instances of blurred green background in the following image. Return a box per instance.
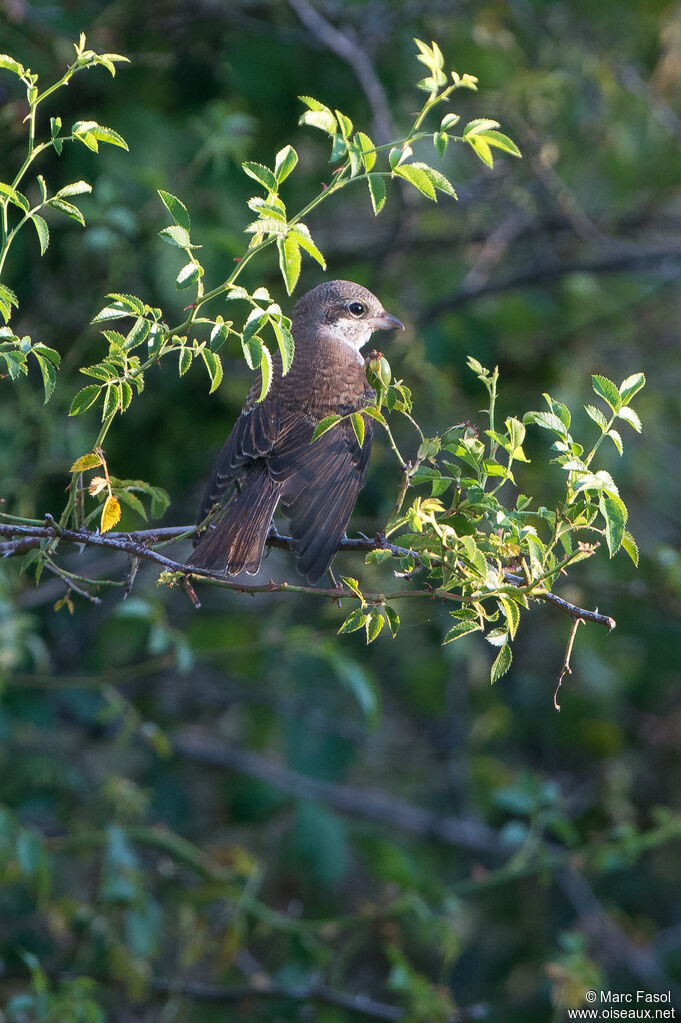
[1,1,681,1020]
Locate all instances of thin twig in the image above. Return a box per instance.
[554,615,584,711]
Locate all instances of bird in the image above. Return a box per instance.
[187,279,404,583]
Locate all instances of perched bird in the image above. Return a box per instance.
[188,280,404,582]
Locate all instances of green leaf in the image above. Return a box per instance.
[366,174,386,215]
[523,410,568,437]
[210,319,230,353]
[476,130,521,157]
[115,488,147,521]
[350,411,365,448]
[463,117,501,137]
[592,374,621,412]
[338,608,368,635]
[33,350,57,403]
[178,346,192,376]
[599,491,628,556]
[355,131,376,171]
[158,189,191,230]
[0,182,29,211]
[393,164,437,200]
[72,120,129,151]
[242,161,278,193]
[55,180,92,199]
[241,334,263,371]
[201,349,223,393]
[274,145,298,183]
[247,196,287,220]
[363,405,387,427]
[621,530,639,567]
[410,162,458,199]
[258,345,273,401]
[277,234,301,295]
[47,197,85,226]
[291,224,326,268]
[607,429,623,455]
[158,225,191,248]
[384,605,400,638]
[468,135,494,168]
[0,54,25,76]
[490,643,512,684]
[298,103,337,135]
[176,262,202,289]
[69,384,101,416]
[365,608,384,643]
[29,214,49,255]
[617,406,642,432]
[619,372,645,404]
[443,619,481,644]
[125,317,151,349]
[311,414,341,442]
[245,216,289,237]
[69,452,103,473]
[499,597,520,640]
[272,319,295,375]
[584,403,608,431]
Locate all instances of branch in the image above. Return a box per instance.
[0,522,616,629]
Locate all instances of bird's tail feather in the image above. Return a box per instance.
[187,465,280,575]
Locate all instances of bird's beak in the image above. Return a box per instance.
[370,310,405,332]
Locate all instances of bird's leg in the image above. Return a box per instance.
[327,564,344,606]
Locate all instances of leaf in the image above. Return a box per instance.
[274,144,298,183]
[33,351,57,403]
[366,174,386,215]
[69,384,101,416]
[443,619,481,644]
[617,406,642,432]
[178,346,192,376]
[363,405,387,427]
[365,608,384,643]
[463,117,501,137]
[523,410,569,437]
[592,374,621,412]
[101,494,121,533]
[30,214,50,255]
[350,411,365,448]
[599,491,628,557]
[56,180,92,199]
[47,197,86,226]
[410,162,458,198]
[115,488,147,521]
[0,54,25,76]
[468,135,494,168]
[619,372,645,404]
[272,319,295,375]
[72,121,129,150]
[393,164,437,200]
[291,224,326,268]
[298,106,337,135]
[490,643,512,684]
[258,345,273,401]
[621,530,639,567]
[338,608,367,635]
[584,403,608,431]
[341,576,363,600]
[311,414,341,442]
[157,189,191,230]
[277,234,301,295]
[158,225,191,248]
[607,429,623,455]
[125,317,151,349]
[0,182,29,210]
[499,597,520,640]
[176,262,202,289]
[355,131,376,171]
[384,605,400,638]
[201,349,223,393]
[242,161,278,193]
[70,452,103,473]
[247,196,287,220]
[476,130,521,157]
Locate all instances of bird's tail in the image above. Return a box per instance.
[187,464,281,575]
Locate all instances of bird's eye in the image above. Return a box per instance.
[347,301,365,317]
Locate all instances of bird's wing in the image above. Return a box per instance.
[273,414,375,583]
[196,388,281,525]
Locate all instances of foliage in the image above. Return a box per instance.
[0,6,679,1022]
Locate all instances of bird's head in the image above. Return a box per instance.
[293,280,404,358]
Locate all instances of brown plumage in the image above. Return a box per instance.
[187,280,404,583]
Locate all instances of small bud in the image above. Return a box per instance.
[366,354,391,390]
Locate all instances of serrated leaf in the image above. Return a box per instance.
[355,131,376,171]
[338,608,367,635]
[69,384,101,416]
[69,452,103,473]
[0,182,29,211]
[115,488,147,521]
[101,494,121,533]
[443,620,481,644]
[523,410,569,437]
[592,374,621,412]
[311,414,341,442]
[584,404,608,431]
[299,108,337,134]
[468,135,494,168]
[617,406,642,432]
[247,196,287,220]
[272,319,294,375]
[258,345,273,401]
[178,346,192,376]
[393,164,437,200]
[341,576,363,600]
[242,161,277,193]
[463,117,501,137]
[125,317,150,349]
[607,429,623,455]
[277,234,301,295]
[56,180,92,199]
[201,349,223,393]
[365,608,384,643]
[366,173,386,215]
[599,491,627,556]
[476,130,521,157]
[29,214,49,255]
[176,262,202,289]
[363,405,387,427]
[384,605,400,637]
[158,224,190,248]
[350,411,365,448]
[291,224,326,268]
[621,530,639,567]
[410,162,458,199]
[499,597,520,640]
[490,643,512,683]
[274,144,298,183]
[73,121,128,150]
[102,382,119,419]
[47,197,85,226]
[619,372,645,404]
[0,54,25,76]
[33,353,56,402]
[158,189,190,230]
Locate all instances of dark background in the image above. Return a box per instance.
[1,1,681,1020]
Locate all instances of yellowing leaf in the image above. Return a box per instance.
[88,476,108,495]
[69,451,103,473]
[101,494,121,532]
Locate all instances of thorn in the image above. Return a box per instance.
[233,256,241,262]
[321,182,328,190]
[183,303,196,311]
